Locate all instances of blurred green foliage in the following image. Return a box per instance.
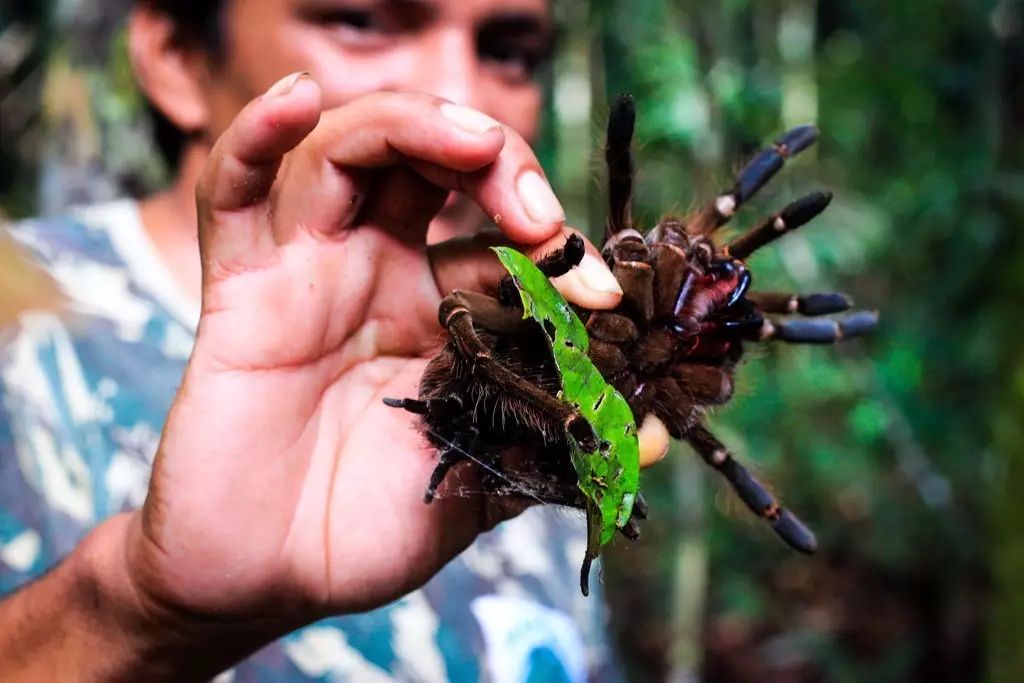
[578,1,1020,681]
[3,1,1023,681]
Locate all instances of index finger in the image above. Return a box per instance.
[309,92,566,244]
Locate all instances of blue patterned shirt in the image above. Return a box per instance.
[0,201,614,682]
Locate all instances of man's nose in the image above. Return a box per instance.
[412,28,477,107]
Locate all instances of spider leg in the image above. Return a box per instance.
[424,449,466,503]
[619,517,641,541]
[757,310,879,344]
[693,125,819,234]
[602,92,634,239]
[586,312,640,344]
[581,499,602,596]
[498,234,586,305]
[747,291,852,316]
[442,290,525,335]
[602,95,652,264]
[605,93,636,239]
[686,422,817,553]
[440,291,600,451]
[672,364,735,406]
[632,492,649,519]
[382,397,429,413]
[651,243,695,319]
[382,396,477,502]
[589,339,629,381]
[535,233,586,277]
[725,191,833,260]
[612,261,655,324]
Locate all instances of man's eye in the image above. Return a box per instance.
[479,43,543,81]
[309,7,395,45]
[332,10,376,30]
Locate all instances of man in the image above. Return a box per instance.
[0,0,668,680]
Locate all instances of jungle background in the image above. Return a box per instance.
[2,0,1023,681]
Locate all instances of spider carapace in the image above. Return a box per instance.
[386,94,877,590]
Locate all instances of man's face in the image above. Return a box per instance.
[195,0,553,237]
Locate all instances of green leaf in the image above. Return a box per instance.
[492,246,640,592]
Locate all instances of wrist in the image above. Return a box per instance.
[72,513,286,682]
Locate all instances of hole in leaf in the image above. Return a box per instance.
[543,319,556,340]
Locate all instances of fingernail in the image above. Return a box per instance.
[440,103,501,134]
[517,170,565,225]
[638,414,670,467]
[263,71,309,100]
[551,251,622,307]
[576,252,622,295]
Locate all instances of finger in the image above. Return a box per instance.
[197,72,321,215]
[637,414,670,468]
[196,73,322,269]
[275,94,506,236]
[410,125,566,244]
[429,227,622,310]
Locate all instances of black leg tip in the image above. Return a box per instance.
[723,458,776,514]
[774,318,840,344]
[618,518,641,541]
[735,151,785,203]
[567,415,600,453]
[781,191,833,227]
[632,493,649,520]
[580,558,593,597]
[608,93,636,145]
[840,310,879,338]
[423,488,437,504]
[564,233,586,268]
[798,292,852,316]
[776,125,819,155]
[771,509,818,554]
[384,397,429,414]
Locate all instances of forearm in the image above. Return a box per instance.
[0,514,278,682]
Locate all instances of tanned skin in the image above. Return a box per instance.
[0,1,670,680]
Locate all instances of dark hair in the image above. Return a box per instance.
[145,0,226,167]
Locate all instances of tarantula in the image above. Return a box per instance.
[386,94,876,589]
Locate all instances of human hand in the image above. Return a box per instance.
[85,73,662,663]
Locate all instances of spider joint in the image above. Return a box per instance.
[715,194,737,218]
[443,305,470,327]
